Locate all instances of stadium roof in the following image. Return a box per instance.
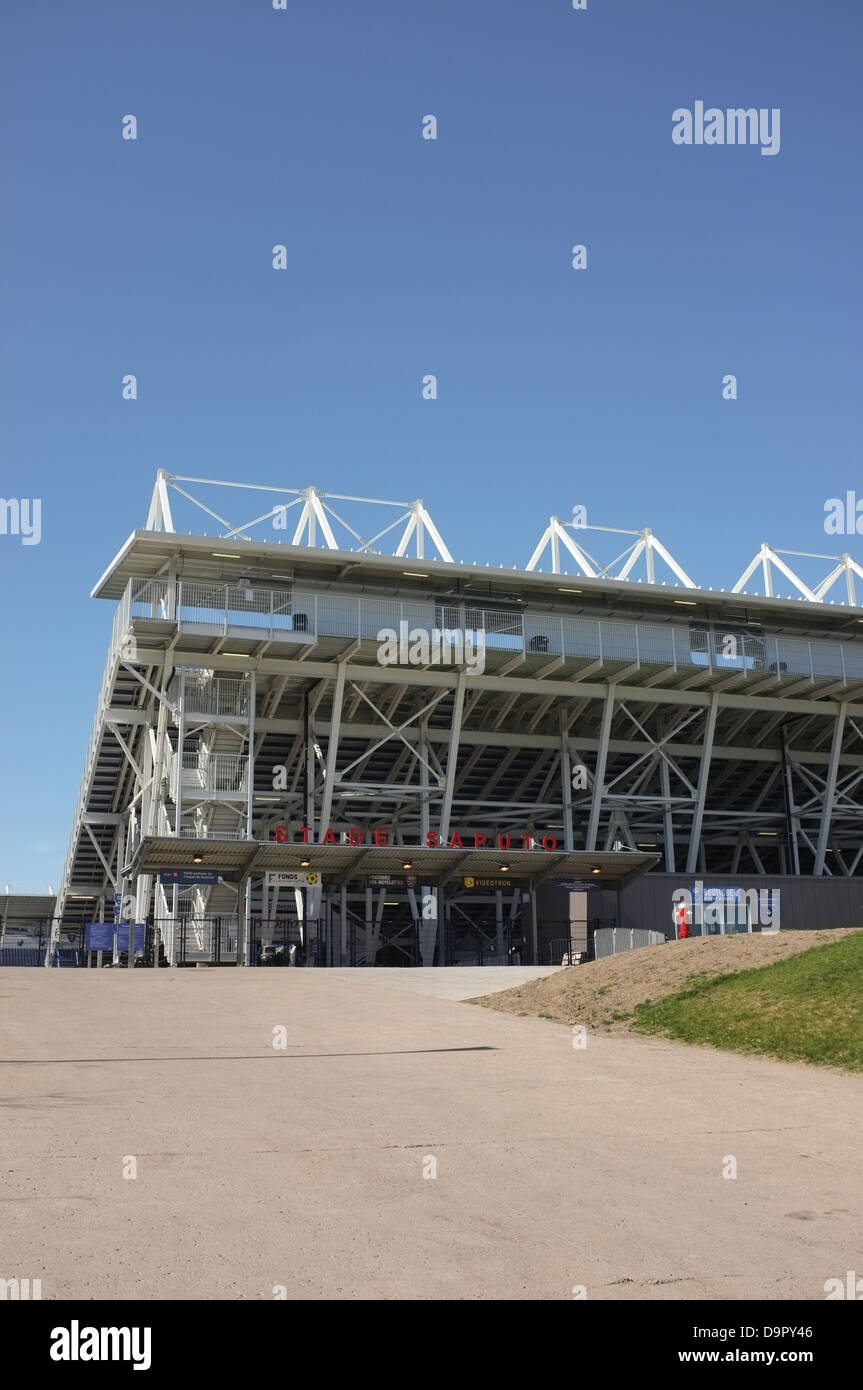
[91,529,863,636]
[125,839,659,886]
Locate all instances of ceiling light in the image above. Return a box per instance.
[590,865,601,875]
[211,552,243,560]
[192,855,204,864]
[402,572,429,578]
[402,862,413,870]
[299,859,310,868]
[674,599,697,606]
[558,587,582,594]
[499,864,510,872]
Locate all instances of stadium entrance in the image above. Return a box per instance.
[133,840,658,968]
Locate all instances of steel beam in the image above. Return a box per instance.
[686,695,719,874]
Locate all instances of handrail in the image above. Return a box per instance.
[124,576,863,684]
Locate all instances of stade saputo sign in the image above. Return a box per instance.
[270,824,564,851]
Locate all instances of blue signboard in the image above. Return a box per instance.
[84,923,146,951]
[159,868,221,886]
[116,924,146,952]
[85,922,115,951]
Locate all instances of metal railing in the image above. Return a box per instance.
[176,824,249,840]
[108,577,863,683]
[593,927,667,959]
[54,590,139,930]
[167,917,239,965]
[170,674,251,718]
[176,750,249,796]
[546,936,588,965]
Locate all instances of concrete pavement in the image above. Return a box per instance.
[1,966,861,1301]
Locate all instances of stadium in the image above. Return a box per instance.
[41,471,863,968]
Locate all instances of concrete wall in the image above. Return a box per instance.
[618,872,863,938]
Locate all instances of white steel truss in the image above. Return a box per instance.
[527,522,863,608]
[733,545,863,605]
[527,521,697,587]
[145,470,453,561]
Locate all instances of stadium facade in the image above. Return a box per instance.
[50,473,863,967]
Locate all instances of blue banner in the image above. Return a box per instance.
[159,868,221,886]
[85,923,145,951]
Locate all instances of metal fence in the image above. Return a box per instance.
[593,927,666,959]
[545,937,588,965]
[164,917,239,965]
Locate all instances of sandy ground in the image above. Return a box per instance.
[323,964,559,1000]
[476,930,861,1032]
[1,964,862,1301]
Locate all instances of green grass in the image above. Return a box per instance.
[631,933,863,1071]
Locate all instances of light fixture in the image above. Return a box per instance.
[758,831,778,836]
[674,599,697,606]
[211,552,243,560]
[558,587,582,594]
[401,571,429,578]
[590,865,601,875]
[402,862,413,870]
[192,854,204,864]
[299,859,310,868]
[499,864,510,872]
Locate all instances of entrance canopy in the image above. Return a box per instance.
[126,838,659,887]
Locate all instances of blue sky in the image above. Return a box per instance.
[1,0,861,889]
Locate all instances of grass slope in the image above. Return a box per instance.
[632,931,863,1071]
[475,928,858,1035]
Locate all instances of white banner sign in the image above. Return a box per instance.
[266,871,321,888]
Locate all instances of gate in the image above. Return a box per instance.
[249,915,305,966]
[163,916,239,965]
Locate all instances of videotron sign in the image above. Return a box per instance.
[463,876,527,890]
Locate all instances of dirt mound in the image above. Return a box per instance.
[473,929,860,1032]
